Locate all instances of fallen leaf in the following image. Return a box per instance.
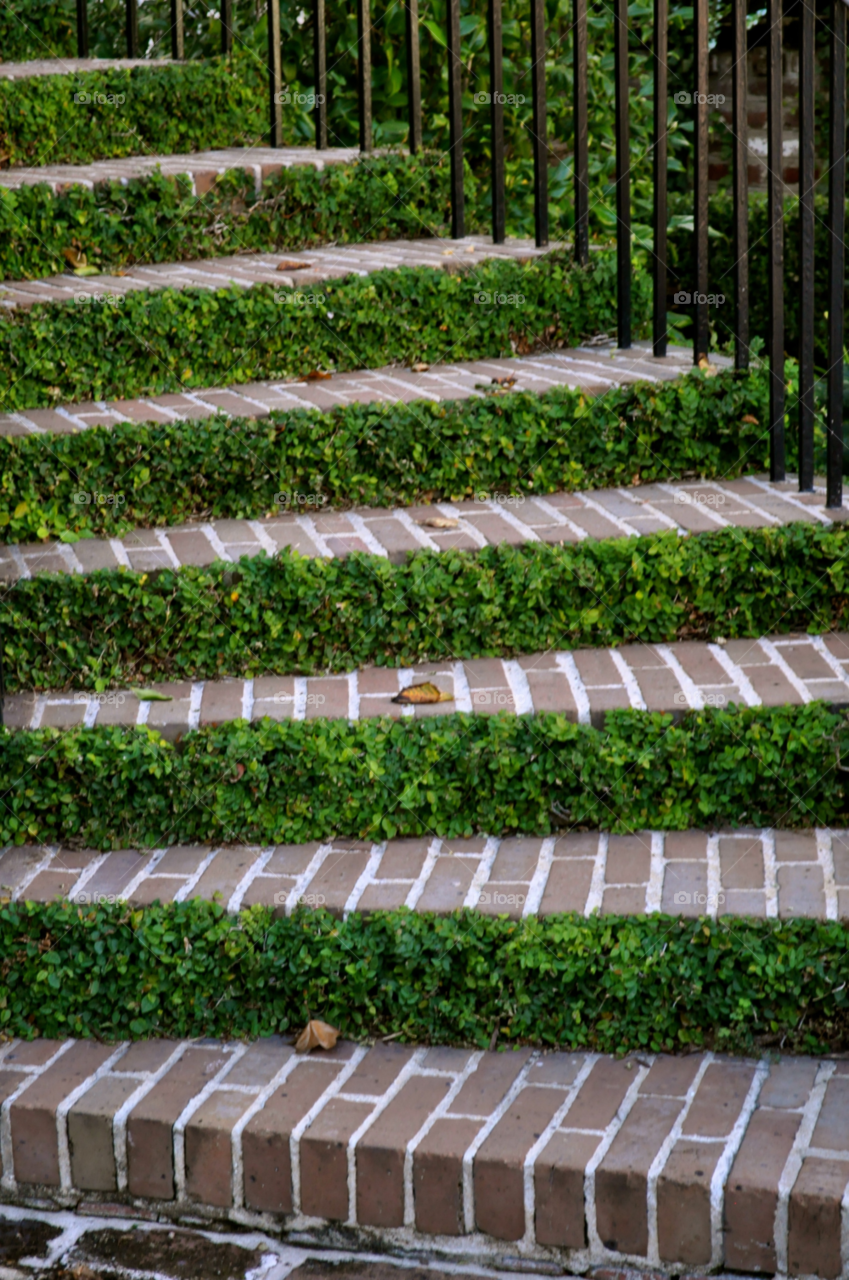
[392,681,454,705]
[491,375,517,388]
[276,259,313,270]
[466,244,476,253]
[698,356,718,376]
[74,265,101,277]
[442,249,454,256]
[295,1019,340,1053]
[306,369,332,380]
[63,246,86,268]
[411,362,430,372]
[421,515,458,529]
[135,690,173,702]
[741,414,759,425]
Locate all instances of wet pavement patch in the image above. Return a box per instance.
[72,1228,266,1280]
[0,1218,63,1262]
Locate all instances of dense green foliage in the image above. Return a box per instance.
[3,895,849,1054]
[0,364,773,544]
[1,703,846,847]
[6,522,847,693]
[0,250,653,411]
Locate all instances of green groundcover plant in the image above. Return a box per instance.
[1,704,846,848]
[2,897,848,1055]
[5,523,847,692]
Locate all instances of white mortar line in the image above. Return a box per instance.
[187,681,205,731]
[646,1055,714,1263]
[615,487,683,533]
[293,676,308,720]
[8,545,31,580]
[435,503,487,548]
[392,508,439,550]
[347,671,359,721]
[405,838,443,909]
[655,644,705,710]
[0,1040,75,1190]
[841,1174,849,1278]
[746,476,833,524]
[609,650,647,710]
[173,846,221,902]
[241,679,255,721]
[343,842,386,918]
[403,1051,485,1227]
[502,659,534,715]
[579,493,635,537]
[227,846,276,914]
[28,693,47,730]
[809,634,849,691]
[709,1060,769,1268]
[530,496,589,541]
[246,520,279,557]
[762,829,779,918]
[345,1050,426,1225]
[706,833,722,920]
[286,843,332,915]
[200,523,230,561]
[706,481,783,525]
[462,1054,539,1234]
[585,833,608,915]
[463,836,501,908]
[118,846,169,903]
[757,637,813,703]
[817,828,839,920]
[297,514,333,558]
[290,1046,369,1214]
[57,1044,130,1190]
[82,695,100,728]
[346,513,390,557]
[584,1060,653,1254]
[66,851,111,902]
[523,837,556,917]
[555,651,591,724]
[774,1060,836,1273]
[483,499,540,541]
[135,698,151,726]
[707,643,761,706]
[12,845,58,902]
[231,1051,302,1209]
[113,1043,190,1191]
[56,542,84,574]
[522,1055,598,1243]
[645,832,665,913]
[107,537,132,569]
[655,482,730,528]
[154,528,181,569]
[452,661,474,713]
[174,1044,248,1200]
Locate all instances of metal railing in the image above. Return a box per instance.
[72,0,848,505]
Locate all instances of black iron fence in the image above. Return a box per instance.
[73,0,847,505]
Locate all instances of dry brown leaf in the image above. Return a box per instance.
[741,414,759,425]
[697,356,718,377]
[392,681,454,705]
[62,246,86,268]
[306,369,332,380]
[276,259,313,271]
[295,1018,340,1053]
[421,515,458,529]
[411,362,430,372]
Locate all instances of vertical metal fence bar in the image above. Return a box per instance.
[732,0,749,368]
[767,0,785,480]
[221,0,233,54]
[614,0,631,347]
[268,0,283,148]
[357,0,373,152]
[826,0,847,508]
[405,0,422,153]
[125,0,138,57]
[489,0,506,243]
[693,0,709,363]
[573,0,589,265]
[447,0,466,238]
[170,0,184,59]
[530,0,549,247]
[314,0,328,149]
[653,0,668,357]
[76,0,89,57]
[797,0,816,490]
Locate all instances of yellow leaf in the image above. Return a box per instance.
[13,501,27,518]
[392,681,454,705]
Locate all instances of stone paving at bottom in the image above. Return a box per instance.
[1,1039,848,1277]
[4,828,849,920]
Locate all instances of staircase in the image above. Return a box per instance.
[1,45,849,1280]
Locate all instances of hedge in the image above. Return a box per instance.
[0,364,774,545]
[0,250,652,411]
[2,898,849,1054]
[0,153,476,282]
[5,523,847,693]
[1,703,846,848]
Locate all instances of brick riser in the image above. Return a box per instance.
[4,827,849,922]
[2,1038,848,1279]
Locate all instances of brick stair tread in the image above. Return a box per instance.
[0,144,363,191]
[0,235,547,311]
[0,57,174,80]
[6,826,849,920]
[0,339,711,436]
[2,1035,847,1278]
[4,473,845,582]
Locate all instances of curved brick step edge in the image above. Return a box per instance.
[0,58,174,81]
[4,474,844,584]
[4,827,849,922]
[10,631,849,735]
[0,1038,847,1279]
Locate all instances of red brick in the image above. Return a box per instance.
[539,859,594,914]
[788,1157,849,1280]
[567,1058,638,1130]
[11,1042,115,1185]
[724,1108,801,1271]
[69,1075,141,1191]
[596,1097,685,1255]
[657,1139,724,1264]
[640,1055,701,1098]
[535,1130,600,1247]
[300,1097,373,1220]
[301,842,371,915]
[810,1074,849,1150]
[681,1061,756,1137]
[356,1076,450,1227]
[475,1085,568,1240]
[605,835,651,884]
[413,1117,482,1235]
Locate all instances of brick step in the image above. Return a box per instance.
[0,144,361,193]
[0,338,704,437]
[4,826,849,921]
[0,57,173,81]
[8,631,849,733]
[2,1036,847,1278]
[4,473,840,582]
